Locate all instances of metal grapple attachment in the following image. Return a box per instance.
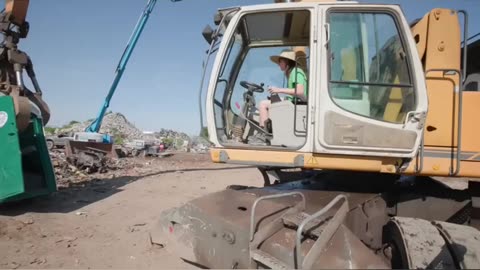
[152,180,480,269]
[152,188,388,269]
[0,0,50,131]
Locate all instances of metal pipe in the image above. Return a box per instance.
[29,75,41,94]
[249,192,305,241]
[415,136,424,173]
[458,10,468,83]
[295,195,347,268]
[15,70,24,89]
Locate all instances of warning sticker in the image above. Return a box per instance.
[0,111,8,128]
[306,156,318,165]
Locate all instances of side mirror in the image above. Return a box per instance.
[202,24,215,44]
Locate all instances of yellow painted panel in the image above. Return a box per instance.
[410,12,428,59]
[211,147,480,178]
[422,9,461,148]
[404,156,480,178]
[460,92,480,152]
[210,148,399,173]
[424,78,458,147]
[211,148,301,164]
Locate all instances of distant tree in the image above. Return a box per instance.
[44,126,56,135]
[162,138,174,148]
[61,120,80,129]
[114,136,124,145]
[200,127,209,139]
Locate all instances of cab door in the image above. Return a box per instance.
[314,5,428,158]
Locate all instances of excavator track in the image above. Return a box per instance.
[385,217,480,269]
[432,220,480,268]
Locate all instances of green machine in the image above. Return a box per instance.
[0,96,56,203]
[0,0,56,203]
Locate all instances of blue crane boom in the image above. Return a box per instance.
[85,0,180,137]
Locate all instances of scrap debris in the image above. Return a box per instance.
[49,149,134,188]
[45,114,208,188]
[48,146,180,188]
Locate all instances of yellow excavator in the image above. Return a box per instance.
[154,0,480,269]
[2,0,480,268]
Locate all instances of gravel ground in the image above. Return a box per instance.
[0,152,261,269]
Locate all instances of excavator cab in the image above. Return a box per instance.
[204,3,428,172]
[206,8,311,148]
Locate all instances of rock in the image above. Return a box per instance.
[63,236,77,242]
[9,262,20,269]
[148,233,165,249]
[21,218,34,225]
[128,227,139,233]
[30,258,47,265]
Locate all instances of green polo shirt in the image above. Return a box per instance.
[286,67,308,102]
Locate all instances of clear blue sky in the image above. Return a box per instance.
[20,0,479,136]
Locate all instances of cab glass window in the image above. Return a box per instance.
[213,30,244,139]
[212,9,310,146]
[328,12,414,123]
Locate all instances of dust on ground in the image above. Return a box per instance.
[0,152,262,269]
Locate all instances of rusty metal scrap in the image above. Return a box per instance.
[49,148,133,188]
[66,150,107,174]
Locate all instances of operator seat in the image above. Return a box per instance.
[268,50,309,148]
[269,101,307,147]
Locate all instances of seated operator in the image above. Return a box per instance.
[249,49,308,145]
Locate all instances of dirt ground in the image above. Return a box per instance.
[0,152,473,269]
[0,152,262,269]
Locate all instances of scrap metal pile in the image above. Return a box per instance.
[49,148,133,188]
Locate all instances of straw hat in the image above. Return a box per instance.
[270,50,297,65]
